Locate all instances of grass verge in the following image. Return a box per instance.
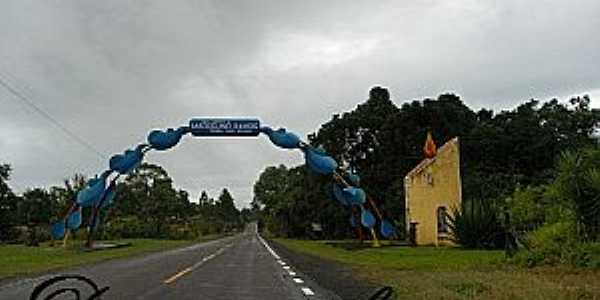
[0,235,222,280]
[275,239,600,300]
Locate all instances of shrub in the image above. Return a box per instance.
[163,224,196,240]
[506,186,546,231]
[102,216,147,239]
[513,222,600,268]
[448,199,505,249]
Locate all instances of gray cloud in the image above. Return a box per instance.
[1,0,599,207]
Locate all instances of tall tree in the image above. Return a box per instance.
[216,188,240,231]
[255,87,600,240]
[114,163,190,236]
[0,164,17,241]
[19,188,56,225]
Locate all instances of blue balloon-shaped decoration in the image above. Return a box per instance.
[100,183,117,209]
[148,127,185,151]
[304,147,337,175]
[261,127,302,149]
[381,219,396,238]
[51,222,66,239]
[77,173,109,207]
[67,208,82,230]
[332,184,349,206]
[360,206,376,228]
[343,187,366,205]
[109,144,145,174]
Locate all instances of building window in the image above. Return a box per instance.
[425,172,434,185]
[437,206,449,233]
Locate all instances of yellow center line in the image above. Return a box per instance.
[163,267,193,284]
[162,243,234,285]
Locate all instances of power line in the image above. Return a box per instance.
[0,73,106,159]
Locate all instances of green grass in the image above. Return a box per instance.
[0,235,221,280]
[275,239,600,300]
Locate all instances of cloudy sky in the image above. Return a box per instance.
[1,0,599,208]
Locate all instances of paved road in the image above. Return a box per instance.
[0,225,337,299]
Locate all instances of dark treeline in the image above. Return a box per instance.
[253,87,600,258]
[0,162,249,245]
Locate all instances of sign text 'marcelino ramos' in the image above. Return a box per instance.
[189,118,261,137]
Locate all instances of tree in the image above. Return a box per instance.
[252,165,290,210]
[216,188,240,231]
[254,87,599,242]
[0,164,17,241]
[113,163,191,237]
[19,188,58,246]
[198,191,210,210]
[20,188,56,225]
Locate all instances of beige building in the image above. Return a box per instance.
[404,137,462,246]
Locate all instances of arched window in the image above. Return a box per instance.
[437,206,448,233]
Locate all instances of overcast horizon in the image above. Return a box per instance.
[1,1,599,208]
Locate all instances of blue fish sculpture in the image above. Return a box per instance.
[148,127,186,151]
[77,172,109,207]
[261,127,302,149]
[332,184,349,206]
[67,208,82,230]
[343,187,366,205]
[304,147,337,175]
[380,219,396,238]
[100,183,117,209]
[360,206,376,228]
[51,221,66,239]
[109,144,145,174]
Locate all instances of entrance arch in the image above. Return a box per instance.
[51,118,396,247]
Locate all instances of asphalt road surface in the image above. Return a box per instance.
[0,224,339,299]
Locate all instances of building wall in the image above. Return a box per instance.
[404,137,462,246]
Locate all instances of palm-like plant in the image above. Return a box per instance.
[551,149,600,240]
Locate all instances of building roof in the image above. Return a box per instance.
[404,137,459,180]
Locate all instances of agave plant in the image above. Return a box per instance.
[447,198,505,249]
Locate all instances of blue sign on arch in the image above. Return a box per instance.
[189,118,260,137]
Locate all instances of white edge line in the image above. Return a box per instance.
[258,234,317,297]
[257,234,280,260]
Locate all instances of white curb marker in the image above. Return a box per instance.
[301,287,315,296]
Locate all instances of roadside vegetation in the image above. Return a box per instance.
[276,239,600,299]
[254,87,600,271]
[0,237,224,280]
[0,162,250,279]
[0,162,250,247]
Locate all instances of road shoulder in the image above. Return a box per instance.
[268,239,378,300]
